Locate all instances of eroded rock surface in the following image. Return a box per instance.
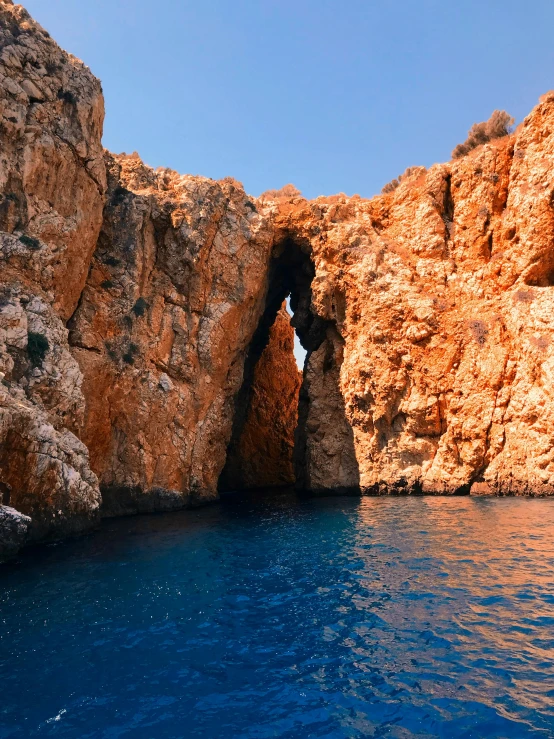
[295,325,359,493]
[0,2,104,557]
[2,3,554,559]
[0,1,106,320]
[274,92,554,495]
[0,386,100,542]
[0,505,30,562]
[219,303,301,491]
[69,153,274,512]
[0,281,101,546]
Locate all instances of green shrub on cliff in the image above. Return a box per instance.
[19,234,41,251]
[27,332,49,368]
[132,297,148,317]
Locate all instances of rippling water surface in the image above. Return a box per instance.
[1,494,554,738]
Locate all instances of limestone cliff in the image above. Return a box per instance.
[1,3,554,562]
[0,1,106,319]
[0,1,105,547]
[69,152,274,515]
[274,93,554,495]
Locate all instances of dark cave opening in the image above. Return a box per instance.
[217,238,331,494]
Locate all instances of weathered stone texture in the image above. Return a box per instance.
[295,326,359,493]
[0,386,100,543]
[0,1,106,319]
[0,2,105,556]
[220,303,301,490]
[68,153,274,510]
[0,505,30,562]
[2,3,554,562]
[273,93,554,496]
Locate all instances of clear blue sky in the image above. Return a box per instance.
[23,1,554,201]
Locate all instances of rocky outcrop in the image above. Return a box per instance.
[0,281,101,542]
[2,4,554,558]
[219,303,301,491]
[274,92,554,495]
[0,1,105,558]
[295,325,359,493]
[0,386,100,541]
[0,505,30,561]
[0,1,106,320]
[68,153,274,514]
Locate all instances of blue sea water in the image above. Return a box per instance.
[1,493,554,738]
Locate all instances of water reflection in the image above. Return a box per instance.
[0,495,553,737]
[351,498,554,728]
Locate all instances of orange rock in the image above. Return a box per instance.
[67,152,274,514]
[271,95,554,496]
[3,3,554,561]
[0,3,104,552]
[219,303,301,491]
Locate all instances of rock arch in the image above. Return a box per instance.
[219,237,360,494]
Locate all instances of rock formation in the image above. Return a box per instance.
[69,152,274,515]
[274,97,554,496]
[2,2,554,561]
[0,0,105,550]
[0,504,30,561]
[219,303,301,491]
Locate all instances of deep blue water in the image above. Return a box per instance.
[1,494,554,738]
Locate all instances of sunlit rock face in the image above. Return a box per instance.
[2,3,554,560]
[0,1,104,554]
[0,1,106,320]
[273,92,554,495]
[219,303,301,491]
[69,153,274,514]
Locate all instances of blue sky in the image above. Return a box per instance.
[24,1,554,201]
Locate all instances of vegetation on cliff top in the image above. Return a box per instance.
[381,167,424,194]
[382,110,514,194]
[452,110,514,159]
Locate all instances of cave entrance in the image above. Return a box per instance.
[218,238,326,494]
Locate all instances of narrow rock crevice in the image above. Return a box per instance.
[219,236,360,496]
[218,237,313,492]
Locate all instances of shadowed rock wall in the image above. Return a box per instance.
[219,303,301,491]
[295,325,360,493]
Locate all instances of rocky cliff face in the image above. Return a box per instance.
[1,3,554,561]
[0,1,106,319]
[69,152,274,515]
[275,93,554,495]
[0,1,105,547]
